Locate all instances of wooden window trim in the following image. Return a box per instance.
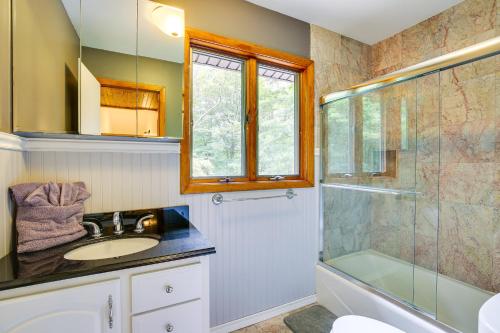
[97,78,166,137]
[181,28,314,194]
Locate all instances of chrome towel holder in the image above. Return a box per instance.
[212,189,297,205]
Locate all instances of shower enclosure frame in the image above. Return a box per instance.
[318,36,500,333]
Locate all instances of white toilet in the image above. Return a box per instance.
[331,315,405,333]
[479,293,500,333]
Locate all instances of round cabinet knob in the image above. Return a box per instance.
[165,323,174,332]
[165,285,174,294]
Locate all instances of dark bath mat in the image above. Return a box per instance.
[284,305,337,333]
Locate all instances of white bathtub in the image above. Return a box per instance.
[317,250,493,333]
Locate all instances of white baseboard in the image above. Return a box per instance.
[210,294,317,333]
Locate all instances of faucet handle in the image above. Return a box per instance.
[134,214,154,233]
[82,221,102,238]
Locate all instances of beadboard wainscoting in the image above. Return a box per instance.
[185,186,318,327]
[0,149,27,258]
[0,136,318,327]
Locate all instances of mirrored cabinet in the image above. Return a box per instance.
[12,0,184,139]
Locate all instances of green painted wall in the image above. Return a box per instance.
[161,0,310,58]
[82,47,184,138]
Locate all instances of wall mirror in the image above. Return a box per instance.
[12,0,184,139]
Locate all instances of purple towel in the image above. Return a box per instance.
[10,182,91,253]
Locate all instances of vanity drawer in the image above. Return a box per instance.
[132,299,202,333]
[131,263,202,314]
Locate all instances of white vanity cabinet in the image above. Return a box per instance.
[131,264,204,333]
[0,256,210,333]
[0,280,121,333]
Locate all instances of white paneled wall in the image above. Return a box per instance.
[0,148,27,257]
[26,151,182,213]
[1,148,318,327]
[186,188,318,326]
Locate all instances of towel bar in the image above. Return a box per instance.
[211,189,297,205]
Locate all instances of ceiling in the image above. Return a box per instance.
[245,0,463,45]
[62,0,184,63]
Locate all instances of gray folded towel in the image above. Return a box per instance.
[9,182,91,253]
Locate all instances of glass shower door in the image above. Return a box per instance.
[320,44,500,333]
[321,78,439,316]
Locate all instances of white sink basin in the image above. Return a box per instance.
[64,237,159,261]
[479,293,500,333]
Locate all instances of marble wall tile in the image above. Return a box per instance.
[331,64,371,91]
[414,70,440,269]
[494,215,500,291]
[438,201,495,291]
[440,0,495,52]
[317,0,499,294]
[401,14,444,67]
[440,121,496,164]
[399,199,417,263]
[416,162,440,202]
[417,125,440,164]
[310,24,341,66]
[322,188,372,261]
[415,199,439,270]
[416,74,441,126]
[371,34,403,77]
[497,0,500,35]
[311,24,371,149]
[315,62,342,97]
[440,74,495,127]
[439,162,496,207]
[338,36,371,73]
[441,56,496,83]
[370,0,496,77]
[370,194,415,261]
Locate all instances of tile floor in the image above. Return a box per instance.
[232,304,316,333]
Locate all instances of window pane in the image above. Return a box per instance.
[362,94,384,173]
[257,64,298,176]
[191,50,245,178]
[326,98,354,174]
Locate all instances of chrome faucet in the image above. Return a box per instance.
[82,221,102,238]
[134,214,154,233]
[112,212,124,235]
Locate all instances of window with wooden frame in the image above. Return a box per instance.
[181,28,314,194]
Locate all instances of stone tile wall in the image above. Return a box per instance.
[316,0,500,292]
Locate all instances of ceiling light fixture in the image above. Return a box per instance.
[152,5,185,38]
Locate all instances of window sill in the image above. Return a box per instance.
[181,179,314,194]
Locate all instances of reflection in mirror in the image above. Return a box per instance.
[78,0,184,137]
[138,1,184,138]
[13,0,185,138]
[78,0,139,136]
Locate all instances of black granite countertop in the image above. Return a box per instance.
[0,205,215,291]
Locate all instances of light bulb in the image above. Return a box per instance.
[152,5,185,38]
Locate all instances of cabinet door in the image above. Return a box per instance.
[0,279,121,333]
[80,61,102,135]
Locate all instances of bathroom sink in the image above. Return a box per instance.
[479,293,500,333]
[64,237,159,260]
